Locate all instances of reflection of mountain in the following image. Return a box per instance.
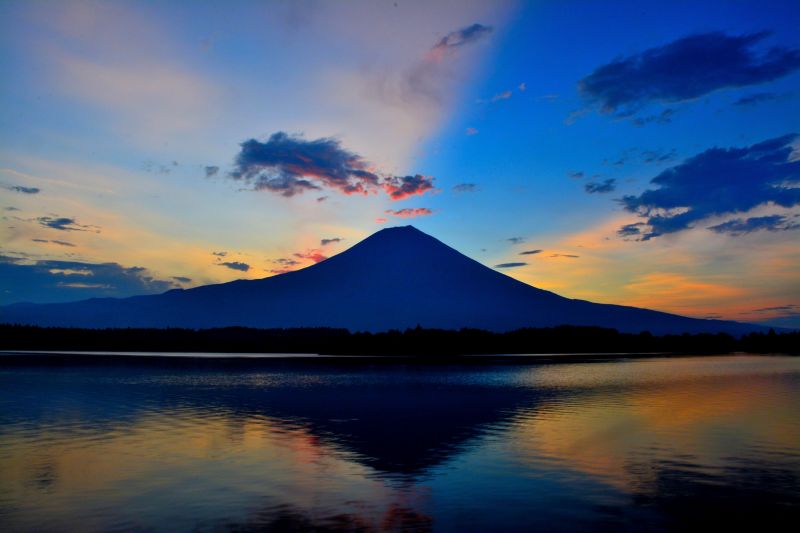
[1,226,764,334]
[3,357,799,531]
[0,361,542,476]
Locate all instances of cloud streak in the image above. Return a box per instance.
[384,207,433,219]
[37,216,99,232]
[495,262,526,269]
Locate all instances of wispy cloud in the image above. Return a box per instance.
[385,207,433,219]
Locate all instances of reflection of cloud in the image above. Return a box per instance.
[511,358,800,491]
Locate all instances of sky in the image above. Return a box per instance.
[1,0,798,328]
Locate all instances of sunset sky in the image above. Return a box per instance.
[1,0,798,327]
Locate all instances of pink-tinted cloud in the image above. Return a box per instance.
[385,207,433,219]
[382,175,436,200]
[294,250,328,263]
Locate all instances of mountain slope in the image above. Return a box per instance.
[0,226,763,334]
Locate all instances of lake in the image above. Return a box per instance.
[1,354,798,531]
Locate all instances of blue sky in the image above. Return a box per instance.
[1,0,798,327]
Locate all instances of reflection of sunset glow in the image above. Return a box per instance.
[508,357,800,491]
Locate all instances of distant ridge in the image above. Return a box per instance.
[0,226,768,335]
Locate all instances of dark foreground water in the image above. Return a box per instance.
[1,354,799,532]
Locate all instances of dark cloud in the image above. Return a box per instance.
[579,31,800,115]
[641,148,678,164]
[707,215,800,236]
[293,250,327,264]
[550,254,579,258]
[494,262,527,269]
[37,216,98,232]
[507,237,525,244]
[568,171,585,179]
[272,258,300,266]
[204,165,220,177]
[519,249,543,255]
[453,183,477,193]
[316,196,329,203]
[320,238,342,246]
[0,256,177,304]
[620,134,800,240]
[172,276,192,283]
[750,304,798,313]
[5,206,20,211]
[230,132,379,197]
[432,23,492,54]
[229,132,434,200]
[385,207,433,219]
[212,251,227,257]
[733,92,778,106]
[617,222,647,238]
[31,239,75,247]
[6,185,40,194]
[382,175,435,200]
[218,261,250,272]
[631,108,677,126]
[584,178,617,194]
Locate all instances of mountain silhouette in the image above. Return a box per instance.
[0,225,764,334]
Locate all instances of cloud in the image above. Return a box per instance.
[217,261,250,272]
[382,174,436,200]
[375,217,388,224]
[273,258,300,266]
[453,183,477,193]
[385,207,433,219]
[494,262,527,269]
[507,237,525,244]
[229,132,434,200]
[617,222,647,238]
[204,165,220,177]
[0,255,177,304]
[620,134,800,240]
[316,196,329,203]
[707,215,800,236]
[585,178,617,194]
[431,23,492,56]
[631,108,677,126]
[320,237,342,246]
[750,304,798,313]
[519,249,543,255]
[465,127,479,135]
[293,250,327,263]
[37,216,99,232]
[568,171,585,179]
[5,184,40,194]
[579,31,800,116]
[641,148,678,164]
[172,276,192,283]
[733,92,779,107]
[211,251,227,257]
[31,239,76,247]
[550,254,579,258]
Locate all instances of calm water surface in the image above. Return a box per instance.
[1,354,799,531]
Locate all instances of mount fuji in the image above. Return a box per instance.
[0,226,764,335]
